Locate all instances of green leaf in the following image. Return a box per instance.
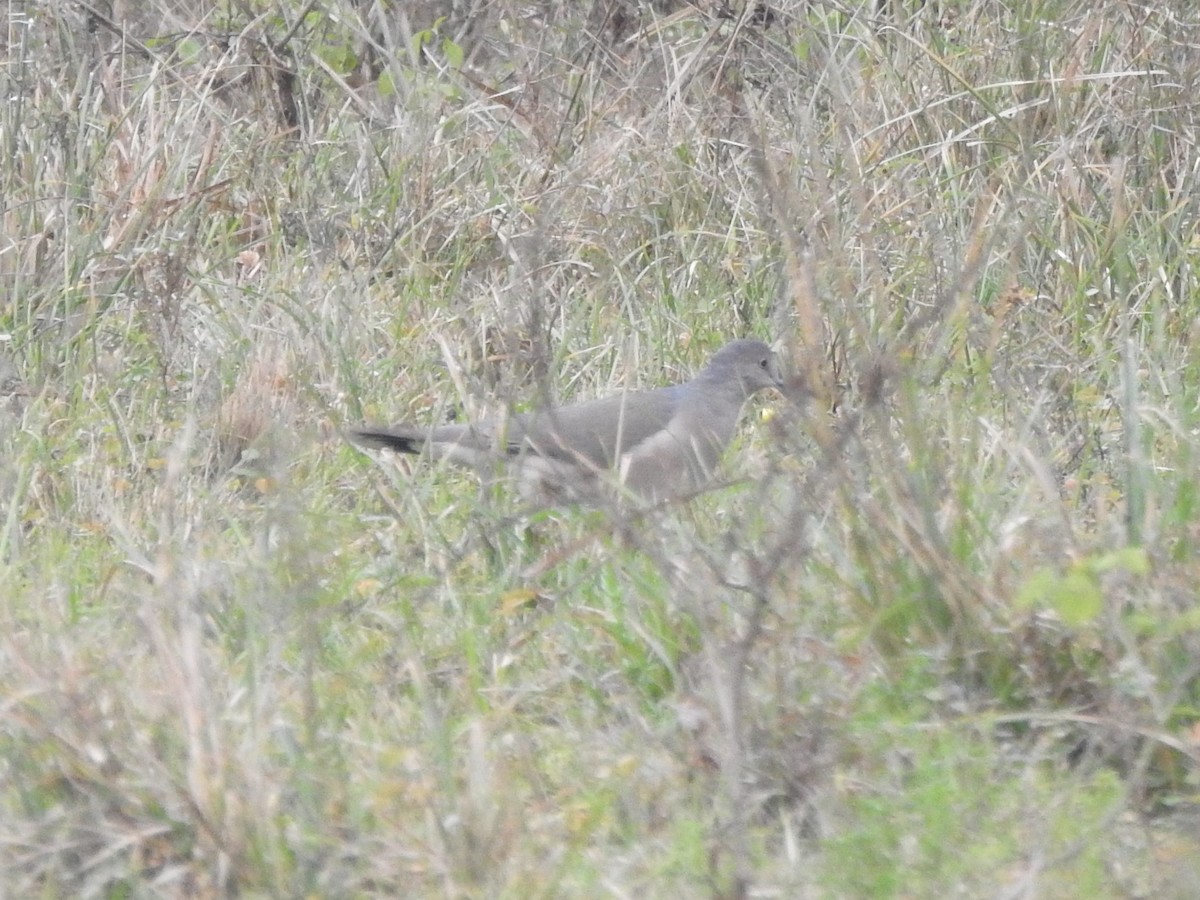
[1089,546,1150,576]
[1015,566,1103,627]
[1051,571,1104,627]
[411,28,433,54]
[316,42,358,74]
[1015,567,1059,609]
[442,37,464,69]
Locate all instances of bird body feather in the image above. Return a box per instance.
[350,340,782,505]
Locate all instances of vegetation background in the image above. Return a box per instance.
[2,0,1200,896]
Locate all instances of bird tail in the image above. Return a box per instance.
[347,427,427,455]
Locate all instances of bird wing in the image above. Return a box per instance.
[517,386,682,470]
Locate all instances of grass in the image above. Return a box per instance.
[3,0,1200,896]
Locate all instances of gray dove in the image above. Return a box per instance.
[350,339,783,505]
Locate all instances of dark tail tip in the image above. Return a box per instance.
[347,428,422,455]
